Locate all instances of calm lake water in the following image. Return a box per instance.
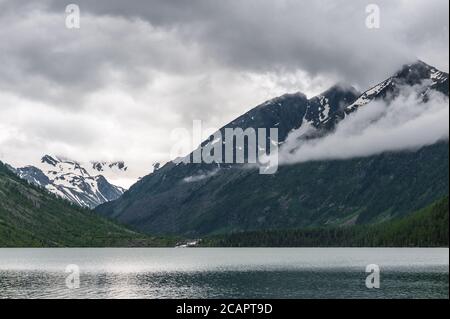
[0,248,448,299]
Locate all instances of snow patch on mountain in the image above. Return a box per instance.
[346,78,393,111]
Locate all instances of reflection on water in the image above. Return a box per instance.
[0,248,448,299]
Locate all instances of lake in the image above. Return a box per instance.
[0,248,448,299]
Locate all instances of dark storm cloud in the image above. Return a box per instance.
[0,0,448,104]
[0,0,208,106]
[43,0,448,85]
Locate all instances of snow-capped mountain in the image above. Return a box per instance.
[11,155,126,208]
[346,60,449,113]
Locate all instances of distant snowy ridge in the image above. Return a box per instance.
[10,155,126,208]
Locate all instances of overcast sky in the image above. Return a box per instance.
[0,0,448,185]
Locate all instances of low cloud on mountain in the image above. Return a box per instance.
[279,84,449,164]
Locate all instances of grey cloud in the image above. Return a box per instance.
[0,2,208,106]
[183,169,219,183]
[44,0,449,85]
[1,0,448,105]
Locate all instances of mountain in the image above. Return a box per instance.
[10,155,126,208]
[0,161,169,247]
[96,61,449,236]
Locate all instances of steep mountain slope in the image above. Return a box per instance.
[10,155,125,208]
[98,142,448,236]
[97,61,449,236]
[0,161,161,247]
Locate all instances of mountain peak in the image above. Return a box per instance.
[319,83,359,98]
[41,155,59,166]
[394,60,448,85]
[346,61,448,112]
[303,83,360,127]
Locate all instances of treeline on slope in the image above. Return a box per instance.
[200,196,449,247]
[0,161,177,247]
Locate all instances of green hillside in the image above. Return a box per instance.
[0,162,174,247]
[201,196,449,247]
